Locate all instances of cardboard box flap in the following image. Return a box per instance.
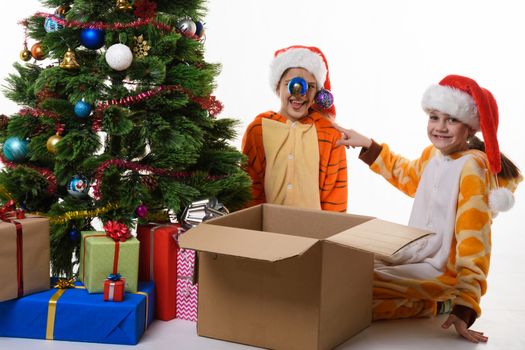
[327,219,432,257]
[179,223,319,262]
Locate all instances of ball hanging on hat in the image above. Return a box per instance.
[105,43,133,71]
[3,136,28,162]
[80,28,106,50]
[314,89,334,109]
[288,77,307,96]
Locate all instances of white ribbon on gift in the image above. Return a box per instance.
[108,282,115,300]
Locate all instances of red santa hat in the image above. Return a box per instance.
[269,45,335,116]
[422,75,515,213]
[421,74,500,173]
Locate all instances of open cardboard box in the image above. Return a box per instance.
[179,204,431,350]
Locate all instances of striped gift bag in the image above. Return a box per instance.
[175,248,198,321]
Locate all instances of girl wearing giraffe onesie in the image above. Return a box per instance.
[334,75,522,343]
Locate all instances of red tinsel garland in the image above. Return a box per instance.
[18,108,65,134]
[92,159,196,199]
[0,154,57,194]
[91,85,224,132]
[19,107,61,120]
[30,13,172,32]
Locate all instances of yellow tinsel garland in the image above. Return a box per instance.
[43,202,120,224]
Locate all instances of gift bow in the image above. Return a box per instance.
[0,199,26,220]
[107,273,122,281]
[180,197,229,230]
[53,278,76,289]
[103,221,131,242]
[0,199,16,220]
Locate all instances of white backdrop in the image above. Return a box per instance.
[1,0,524,229]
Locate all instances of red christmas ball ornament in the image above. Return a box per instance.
[31,42,46,60]
[135,204,148,218]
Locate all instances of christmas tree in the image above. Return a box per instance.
[0,0,251,277]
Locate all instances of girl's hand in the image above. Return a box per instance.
[327,117,373,149]
[441,314,488,343]
[333,125,373,149]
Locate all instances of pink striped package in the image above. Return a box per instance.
[176,248,198,321]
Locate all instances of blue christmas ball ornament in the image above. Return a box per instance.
[195,21,205,38]
[44,16,63,32]
[67,175,90,198]
[314,88,334,109]
[288,77,308,96]
[68,227,80,241]
[80,28,106,50]
[74,100,92,118]
[2,136,29,162]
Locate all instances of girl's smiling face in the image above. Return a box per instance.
[427,109,473,155]
[277,68,317,121]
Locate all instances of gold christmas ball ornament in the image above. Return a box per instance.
[46,133,63,153]
[55,5,70,16]
[20,47,32,61]
[116,0,133,11]
[31,42,46,60]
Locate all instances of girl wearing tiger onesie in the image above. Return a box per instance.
[334,75,522,343]
[242,46,347,212]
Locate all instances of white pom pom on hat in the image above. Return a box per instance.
[489,187,515,213]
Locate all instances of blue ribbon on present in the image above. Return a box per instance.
[107,273,121,281]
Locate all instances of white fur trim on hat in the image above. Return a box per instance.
[421,84,480,131]
[269,48,327,93]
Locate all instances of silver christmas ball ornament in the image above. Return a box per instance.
[177,18,197,38]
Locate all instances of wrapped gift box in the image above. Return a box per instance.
[137,223,180,321]
[0,214,50,302]
[79,231,139,293]
[176,248,198,322]
[104,278,125,302]
[0,280,154,345]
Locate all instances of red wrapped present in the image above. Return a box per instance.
[104,274,126,302]
[137,223,181,321]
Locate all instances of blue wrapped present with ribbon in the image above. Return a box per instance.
[0,279,154,345]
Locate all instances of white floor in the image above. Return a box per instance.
[1,217,524,350]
